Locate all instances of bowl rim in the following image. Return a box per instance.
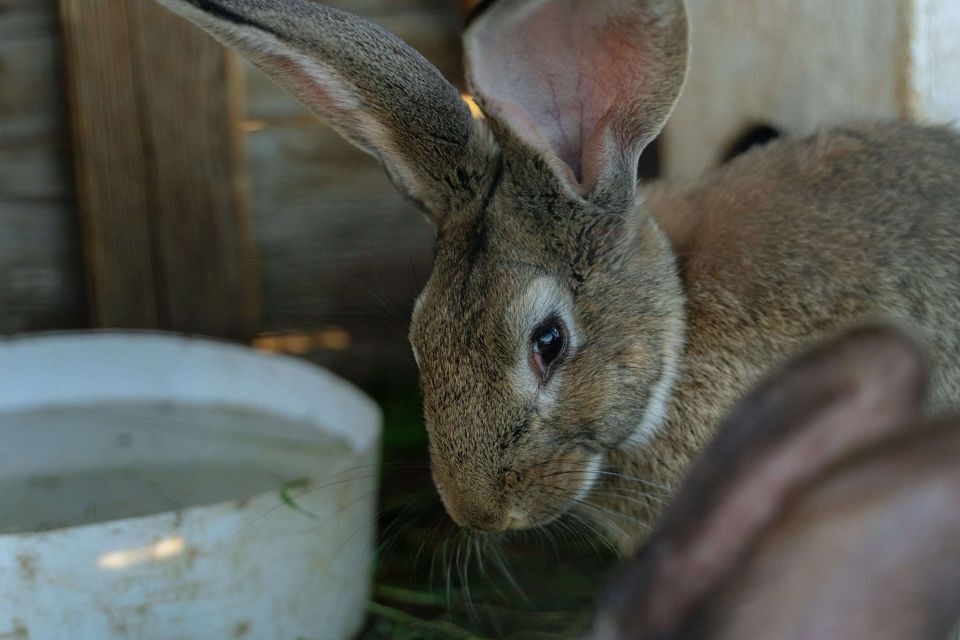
[0,330,382,454]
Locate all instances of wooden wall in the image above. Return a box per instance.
[244,0,459,332]
[243,0,463,381]
[664,0,960,179]
[0,0,462,383]
[11,0,955,382]
[0,0,85,334]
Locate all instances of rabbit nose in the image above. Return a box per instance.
[449,500,509,533]
[431,464,512,531]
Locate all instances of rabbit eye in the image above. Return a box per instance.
[530,319,567,382]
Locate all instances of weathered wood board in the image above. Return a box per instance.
[5,0,958,350]
[60,0,260,340]
[242,0,461,333]
[0,0,460,382]
[0,0,85,333]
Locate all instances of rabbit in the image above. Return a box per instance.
[589,324,960,640]
[153,0,960,553]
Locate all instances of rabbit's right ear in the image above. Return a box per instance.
[464,0,688,198]
[155,0,497,223]
[688,419,960,640]
[591,325,930,640]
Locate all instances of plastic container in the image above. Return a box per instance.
[0,332,381,640]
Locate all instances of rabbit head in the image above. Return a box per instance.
[590,325,960,640]
[154,0,689,532]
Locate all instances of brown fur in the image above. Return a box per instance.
[591,326,960,640]
[596,123,960,551]
[154,0,960,550]
[412,129,686,530]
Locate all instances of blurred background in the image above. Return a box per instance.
[1,0,957,638]
[4,0,956,376]
[3,0,469,387]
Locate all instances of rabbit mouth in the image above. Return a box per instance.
[508,450,604,531]
[431,447,604,534]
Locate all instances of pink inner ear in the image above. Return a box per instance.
[643,350,923,632]
[723,433,960,640]
[262,50,376,152]
[466,0,654,192]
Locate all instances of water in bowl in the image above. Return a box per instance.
[0,403,356,533]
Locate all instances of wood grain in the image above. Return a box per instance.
[663,0,960,179]
[244,0,461,331]
[59,0,159,328]
[59,0,259,339]
[0,0,60,41]
[0,0,85,333]
[4,0,462,379]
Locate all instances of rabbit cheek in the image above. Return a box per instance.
[511,448,604,527]
[539,448,603,502]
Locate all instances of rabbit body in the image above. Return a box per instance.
[591,325,960,640]
[596,122,960,551]
[153,0,960,553]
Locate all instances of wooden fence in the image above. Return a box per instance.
[2,0,957,384]
[1,0,464,383]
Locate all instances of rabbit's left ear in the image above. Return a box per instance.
[590,325,929,640]
[464,0,688,198]
[155,0,496,223]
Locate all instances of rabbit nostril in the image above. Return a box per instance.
[446,494,510,532]
[464,510,508,533]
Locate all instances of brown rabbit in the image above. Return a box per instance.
[154,0,960,552]
[590,325,960,640]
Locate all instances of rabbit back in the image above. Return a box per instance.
[659,123,960,408]
[594,123,960,552]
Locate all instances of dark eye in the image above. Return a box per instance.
[529,319,567,382]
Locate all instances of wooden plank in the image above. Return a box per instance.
[243,0,460,332]
[0,3,86,334]
[663,0,960,179]
[0,0,60,42]
[0,38,74,201]
[59,0,160,329]
[907,0,960,122]
[58,0,259,339]
[128,2,260,339]
[0,200,86,333]
[245,78,436,331]
[0,0,452,382]
[665,0,905,178]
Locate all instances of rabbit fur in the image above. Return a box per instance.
[153,0,960,553]
[590,325,960,640]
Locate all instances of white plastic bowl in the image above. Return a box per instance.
[0,332,381,640]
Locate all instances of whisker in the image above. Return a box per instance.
[488,539,529,604]
[533,482,653,541]
[539,467,674,497]
[586,488,669,506]
[576,498,653,534]
[414,515,451,573]
[374,500,437,562]
[445,536,455,610]
[228,475,380,539]
[569,512,621,558]
[590,470,674,492]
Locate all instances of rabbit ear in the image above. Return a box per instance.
[464,0,688,197]
[592,325,929,640]
[155,0,496,222]
[690,421,960,640]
